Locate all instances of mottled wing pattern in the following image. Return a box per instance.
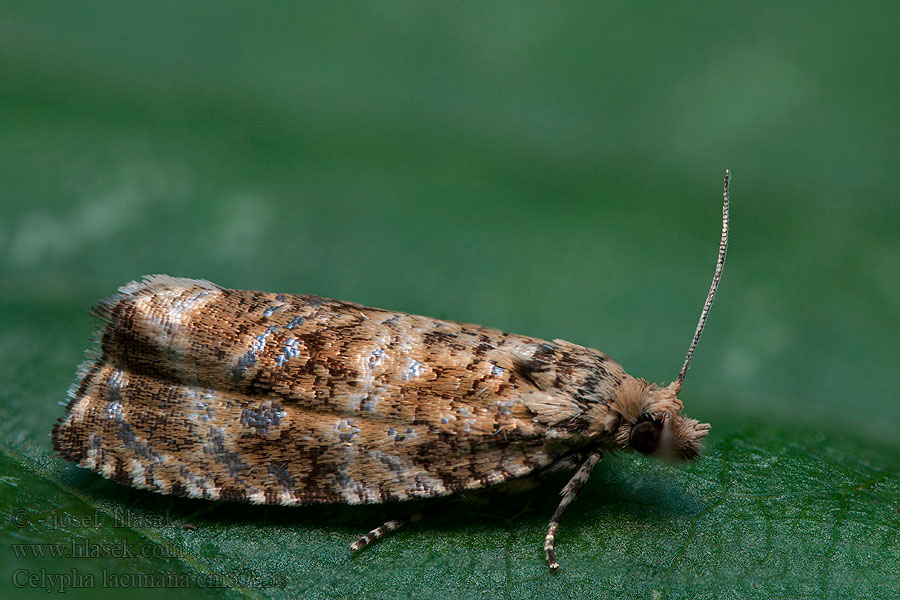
[53,276,624,505]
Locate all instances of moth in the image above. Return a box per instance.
[53,171,730,570]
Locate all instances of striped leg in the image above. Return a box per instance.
[544,450,603,570]
[350,518,407,552]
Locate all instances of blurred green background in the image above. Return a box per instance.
[1,2,897,599]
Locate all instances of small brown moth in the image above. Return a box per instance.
[53,171,730,570]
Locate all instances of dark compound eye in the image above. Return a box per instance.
[630,419,663,454]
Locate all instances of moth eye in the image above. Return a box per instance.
[630,420,663,454]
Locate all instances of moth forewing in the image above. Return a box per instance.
[52,171,730,571]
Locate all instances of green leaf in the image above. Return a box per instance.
[4,430,898,599]
[2,1,899,598]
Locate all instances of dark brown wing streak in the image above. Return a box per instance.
[53,276,584,505]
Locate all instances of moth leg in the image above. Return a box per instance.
[544,450,603,571]
[349,518,408,552]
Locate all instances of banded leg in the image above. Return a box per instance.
[350,518,407,552]
[544,450,603,570]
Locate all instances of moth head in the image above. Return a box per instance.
[611,378,709,461]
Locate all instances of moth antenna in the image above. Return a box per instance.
[674,169,730,394]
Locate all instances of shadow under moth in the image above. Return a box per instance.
[53,171,731,570]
